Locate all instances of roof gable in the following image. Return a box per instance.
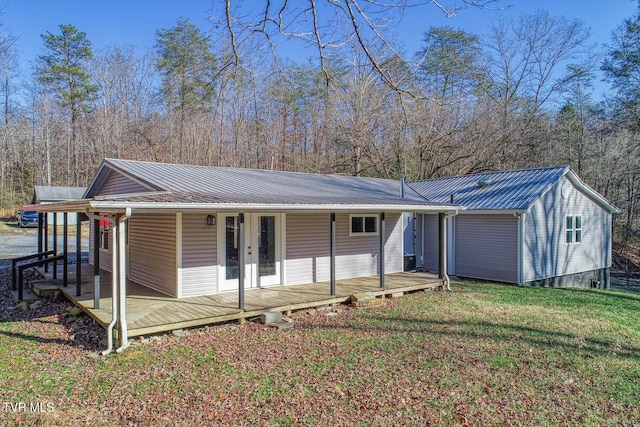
[85,161,161,198]
[408,166,619,214]
[33,186,86,203]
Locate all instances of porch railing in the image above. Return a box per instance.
[11,251,66,300]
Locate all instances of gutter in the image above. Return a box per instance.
[85,201,463,214]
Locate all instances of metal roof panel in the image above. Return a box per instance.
[408,166,568,210]
[101,159,456,209]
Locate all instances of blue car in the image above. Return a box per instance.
[18,210,39,228]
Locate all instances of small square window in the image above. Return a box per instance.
[350,215,378,235]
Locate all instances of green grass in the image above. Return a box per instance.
[1,281,640,425]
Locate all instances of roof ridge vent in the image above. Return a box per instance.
[477,177,493,188]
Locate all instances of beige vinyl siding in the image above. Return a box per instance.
[285,212,403,286]
[455,214,518,283]
[96,170,151,196]
[382,212,403,273]
[417,213,439,273]
[334,212,402,279]
[524,176,612,282]
[285,213,331,285]
[180,213,218,297]
[128,213,177,297]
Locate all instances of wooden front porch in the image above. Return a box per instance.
[41,264,444,337]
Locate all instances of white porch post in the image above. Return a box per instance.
[330,213,336,296]
[238,213,245,310]
[93,218,101,309]
[76,212,82,297]
[379,212,385,288]
[63,212,68,288]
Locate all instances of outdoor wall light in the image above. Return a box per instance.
[207,215,216,226]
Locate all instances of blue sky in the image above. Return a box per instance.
[1,0,637,95]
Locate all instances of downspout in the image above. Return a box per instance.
[100,216,118,356]
[116,207,132,353]
[513,212,525,286]
[421,214,425,269]
[442,210,459,291]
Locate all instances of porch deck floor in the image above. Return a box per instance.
[41,264,444,337]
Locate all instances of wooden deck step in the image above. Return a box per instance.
[11,288,39,303]
[31,279,64,297]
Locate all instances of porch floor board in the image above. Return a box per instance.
[40,264,444,337]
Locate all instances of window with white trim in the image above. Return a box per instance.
[350,214,378,235]
[565,215,582,244]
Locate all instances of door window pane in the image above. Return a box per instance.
[225,216,239,280]
[259,216,276,277]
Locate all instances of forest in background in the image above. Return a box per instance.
[1,2,640,264]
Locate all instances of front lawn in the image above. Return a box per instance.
[1,280,639,426]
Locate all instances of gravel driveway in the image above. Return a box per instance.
[0,227,88,267]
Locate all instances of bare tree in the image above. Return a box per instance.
[479,10,591,166]
[216,0,501,94]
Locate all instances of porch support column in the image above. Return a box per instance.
[63,213,68,288]
[438,212,447,281]
[76,213,82,297]
[52,212,57,279]
[52,212,57,255]
[93,218,100,309]
[379,213,385,288]
[37,213,43,255]
[238,213,245,311]
[330,213,336,296]
[43,213,48,272]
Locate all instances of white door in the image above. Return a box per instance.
[218,213,282,292]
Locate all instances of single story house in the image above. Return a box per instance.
[32,159,459,352]
[407,166,619,288]
[32,185,87,225]
[80,159,457,296]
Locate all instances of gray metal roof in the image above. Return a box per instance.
[33,186,87,203]
[408,166,570,211]
[88,159,455,210]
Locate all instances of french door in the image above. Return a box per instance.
[218,213,282,291]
